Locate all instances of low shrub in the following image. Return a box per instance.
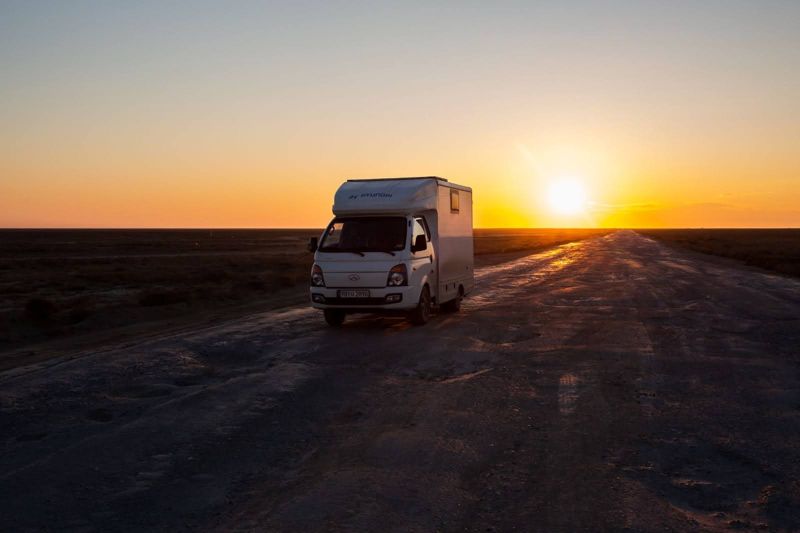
[25,298,56,322]
[66,306,93,324]
[138,290,188,307]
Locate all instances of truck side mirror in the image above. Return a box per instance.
[307,237,318,253]
[411,235,427,253]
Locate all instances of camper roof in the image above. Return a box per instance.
[332,176,469,216]
[347,176,447,183]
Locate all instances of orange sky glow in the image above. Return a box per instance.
[1,2,798,228]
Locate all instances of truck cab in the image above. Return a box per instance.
[309,177,473,326]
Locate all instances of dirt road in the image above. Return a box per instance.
[2,231,799,532]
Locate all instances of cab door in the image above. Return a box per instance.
[410,216,436,300]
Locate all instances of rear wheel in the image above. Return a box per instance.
[441,286,463,313]
[409,286,432,325]
[323,309,345,327]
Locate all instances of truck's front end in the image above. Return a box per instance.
[309,215,425,325]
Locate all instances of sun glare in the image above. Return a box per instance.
[547,179,587,215]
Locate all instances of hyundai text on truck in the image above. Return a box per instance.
[307,176,474,326]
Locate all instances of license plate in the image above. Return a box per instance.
[338,289,370,298]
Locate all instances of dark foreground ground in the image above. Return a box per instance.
[1,231,799,532]
[0,228,609,360]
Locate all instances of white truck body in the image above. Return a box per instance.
[309,177,473,321]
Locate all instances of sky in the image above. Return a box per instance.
[1,0,799,228]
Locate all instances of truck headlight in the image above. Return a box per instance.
[311,264,325,287]
[387,264,407,286]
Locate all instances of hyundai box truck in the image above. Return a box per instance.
[308,176,474,326]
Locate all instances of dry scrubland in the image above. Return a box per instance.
[637,229,800,278]
[0,229,317,356]
[0,228,609,355]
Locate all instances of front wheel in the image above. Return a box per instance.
[323,309,345,327]
[409,286,432,325]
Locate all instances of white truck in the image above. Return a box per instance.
[308,176,474,326]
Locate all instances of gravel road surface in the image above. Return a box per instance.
[2,231,799,532]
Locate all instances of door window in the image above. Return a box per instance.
[412,217,428,252]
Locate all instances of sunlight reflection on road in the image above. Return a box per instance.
[468,240,587,309]
[474,241,584,282]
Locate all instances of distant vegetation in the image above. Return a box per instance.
[637,229,800,278]
[0,229,317,354]
[0,228,610,355]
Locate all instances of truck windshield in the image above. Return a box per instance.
[319,217,407,253]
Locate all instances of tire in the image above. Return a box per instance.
[409,286,432,325]
[441,287,463,313]
[323,309,345,327]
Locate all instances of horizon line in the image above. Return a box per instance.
[2,226,799,231]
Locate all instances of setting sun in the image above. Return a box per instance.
[547,180,588,216]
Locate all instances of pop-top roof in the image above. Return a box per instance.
[332,177,468,215]
[347,176,447,182]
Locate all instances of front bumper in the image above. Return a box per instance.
[309,286,417,311]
